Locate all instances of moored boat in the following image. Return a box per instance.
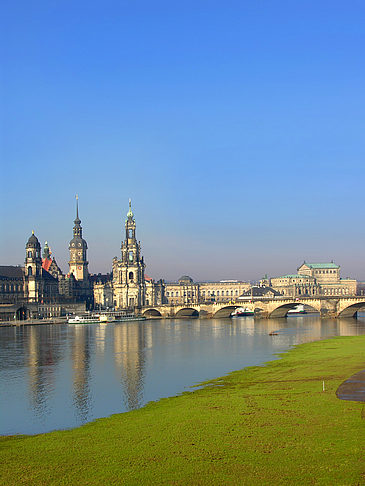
[67,312,146,324]
[287,304,307,315]
[67,314,101,324]
[231,307,254,317]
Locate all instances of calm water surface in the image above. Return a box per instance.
[1,315,365,435]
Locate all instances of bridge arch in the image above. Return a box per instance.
[143,308,162,318]
[269,302,320,318]
[213,305,239,318]
[338,302,365,318]
[175,307,199,318]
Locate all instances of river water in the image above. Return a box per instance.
[1,315,365,435]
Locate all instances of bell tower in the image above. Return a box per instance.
[68,195,89,281]
[113,200,146,309]
[25,231,43,302]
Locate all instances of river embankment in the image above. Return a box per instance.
[1,335,364,485]
[0,318,66,327]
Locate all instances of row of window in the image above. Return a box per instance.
[323,288,350,295]
[281,287,352,296]
[166,289,240,297]
[314,270,337,274]
[0,284,23,292]
[27,250,40,258]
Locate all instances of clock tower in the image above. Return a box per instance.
[68,195,89,281]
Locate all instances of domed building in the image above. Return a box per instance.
[0,198,93,321]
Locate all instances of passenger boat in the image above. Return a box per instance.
[231,307,254,317]
[67,311,146,324]
[287,304,307,315]
[67,314,101,324]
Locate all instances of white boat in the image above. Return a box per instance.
[287,304,307,315]
[231,307,254,317]
[67,312,146,324]
[67,314,101,324]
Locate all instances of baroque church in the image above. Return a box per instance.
[94,200,165,309]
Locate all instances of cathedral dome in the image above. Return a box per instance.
[26,231,40,248]
[178,275,193,284]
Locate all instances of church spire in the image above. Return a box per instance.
[73,195,82,237]
[126,198,134,222]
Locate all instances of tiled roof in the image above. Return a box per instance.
[0,266,24,278]
[241,286,281,297]
[301,263,339,269]
[41,269,57,281]
[274,274,313,279]
[42,258,52,272]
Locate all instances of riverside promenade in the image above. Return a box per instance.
[0,317,66,327]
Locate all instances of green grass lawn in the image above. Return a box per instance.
[1,336,365,485]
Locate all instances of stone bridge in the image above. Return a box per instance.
[140,296,365,319]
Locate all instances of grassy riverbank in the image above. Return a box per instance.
[1,336,365,485]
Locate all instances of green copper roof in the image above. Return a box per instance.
[303,263,339,269]
[274,274,313,279]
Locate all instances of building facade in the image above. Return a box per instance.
[268,262,357,297]
[164,276,251,305]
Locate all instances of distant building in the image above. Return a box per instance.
[164,276,251,305]
[267,262,357,297]
[238,286,281,300]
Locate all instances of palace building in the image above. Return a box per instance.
[163,276,251,305]
[0,198,93,320]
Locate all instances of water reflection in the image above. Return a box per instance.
[114,322,146,410]
[1,315,365,435]
[27,326,63,420]
[71,325,92,423]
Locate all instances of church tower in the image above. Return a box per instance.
[112,200,146,309]
[25,231,43,302]
[68,196,89,281]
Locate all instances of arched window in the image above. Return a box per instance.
[28,251,32,258]
[128,229,133,238]
[28,266,32,276]
[129,271,134,281]
[128,251,133,262]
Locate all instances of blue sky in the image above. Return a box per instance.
[1,1,365,281]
